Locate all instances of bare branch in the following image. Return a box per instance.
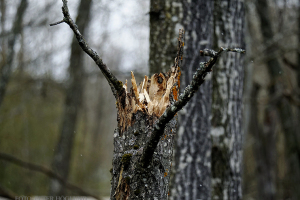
[0,152,100,199]
[141,44,245,167]
[50,0,123,98]
[49,19,65,26]
[200,48,245,57]
[200,49,217,57]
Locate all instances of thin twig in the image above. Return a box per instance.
[0,152,100,199]
[50,0,122,98]
[141,44,245,167]
[49,19,65,26]
[200,48,245,57]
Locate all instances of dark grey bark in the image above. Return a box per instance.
[110,112,177,199]
[210,0,244,199]
[49,0,93,195]
[0,0,28,107]
[172,1,213,199]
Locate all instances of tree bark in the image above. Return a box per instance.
[171,1,213,199]
[148,1,214,199]
[210,1,245,199]
[49,0,93,195]
[149,0,181,74]
[110,111,177,199]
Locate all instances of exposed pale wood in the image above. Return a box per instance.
[117,66,180,132]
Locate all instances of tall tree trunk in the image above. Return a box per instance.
[0,0,28,107]
[49,0,92,195]
[210,0,245,199]
[149,0,182,74]
[171,1,213,199]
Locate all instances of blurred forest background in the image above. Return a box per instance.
[0,0,299,199]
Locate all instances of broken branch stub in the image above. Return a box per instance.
[116,30,184,133]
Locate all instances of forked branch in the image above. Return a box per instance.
[51,0,245,169]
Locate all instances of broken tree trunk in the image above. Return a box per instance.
[51,1,245,199]
[110,51,181,199]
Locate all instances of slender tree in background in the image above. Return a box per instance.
[211,0,244,199]
[0,0,28,107]
[49,0,93,195]
[253,0,300,199]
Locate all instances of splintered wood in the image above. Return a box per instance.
[117,29,184,132]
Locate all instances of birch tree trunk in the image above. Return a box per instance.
[49,0,92,195]
[172,1,213,199]
[211,0,245,199]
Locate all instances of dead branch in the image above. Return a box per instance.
[0,152,100,199]
[50,0,122,98]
